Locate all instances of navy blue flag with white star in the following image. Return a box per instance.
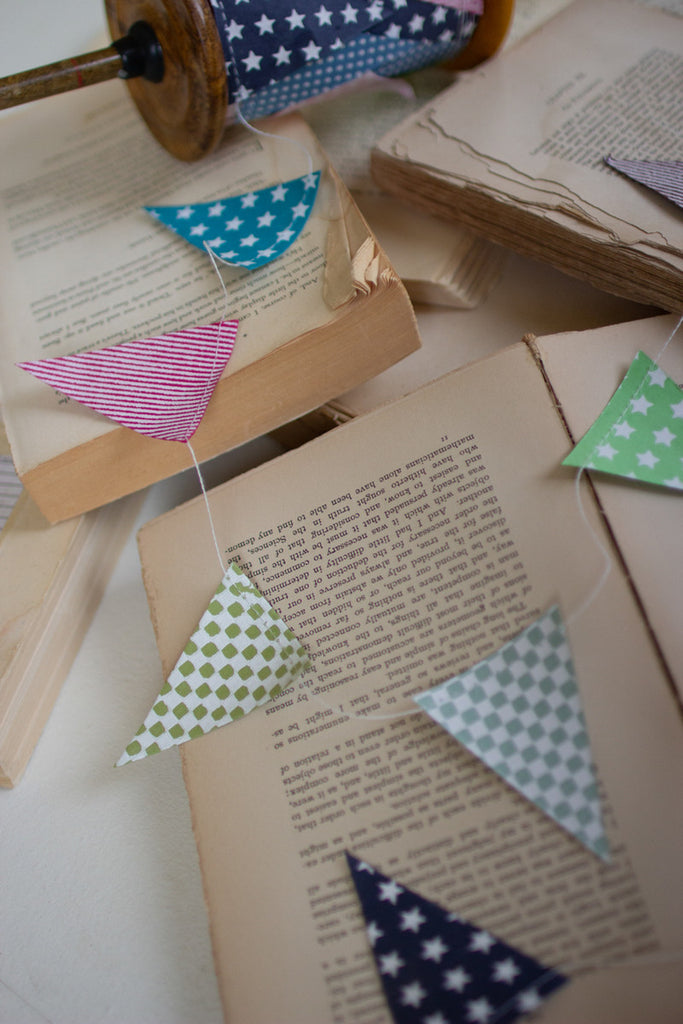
[145,171,321,269]
[210,0,481,105]
[346,852,568,1024]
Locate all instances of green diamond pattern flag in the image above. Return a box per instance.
[563,351,683,490]
[117,562,310,766]
[414,606,609,861]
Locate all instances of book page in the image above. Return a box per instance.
[532,313,683,703]
[375,0,683,251]
[0,83,348,470]
[139,343,683,1022]
[502,0,574,48]
[301,76,504,308]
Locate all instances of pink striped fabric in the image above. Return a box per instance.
[18,320,239,443]
[606,155,683,210]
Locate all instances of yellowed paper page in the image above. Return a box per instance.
[372,0,683,308]
[386,0,682,244]
[139,343,683,1023]
[334,254,656,417]
[302,76,504,308]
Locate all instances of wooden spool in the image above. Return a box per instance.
[104,0,227,161]
[0,0,514,162]
[0,0,226,162]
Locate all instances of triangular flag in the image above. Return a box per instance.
[146,172,321,269]
[117,562,310,765]
[17,320,238,443]
[563,350,683,490]
[605,155,683,209]
[414,606,609,860]
[346,852,568,1024]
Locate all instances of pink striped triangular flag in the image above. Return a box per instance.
[17,320,238,443]
[605,155,683,209]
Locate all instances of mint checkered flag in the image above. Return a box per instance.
[117,562,310,765]
[414,606,609,860]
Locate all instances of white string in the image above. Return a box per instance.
[308,684,423,723]
[219,8,315,178]
[187,440,227,577]
[565,466,613,626]
[173,241,237,581]
[234,105,315,178]
[203,241,234,311]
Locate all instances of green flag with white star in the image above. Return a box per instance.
[563,351,683,490]
[117,562,310,766]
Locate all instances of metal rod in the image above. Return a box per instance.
[0,48,124,110]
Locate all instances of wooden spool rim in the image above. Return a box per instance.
[443,0,515,71]
[105,0,228,162]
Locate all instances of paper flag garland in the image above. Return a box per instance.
[563,351,683,490]
[117,562,310,765]
[605,155,683,209]
[146,172,321,269]
[17,320,238,443]
[346,852,568,1024]
[414,606,609,860]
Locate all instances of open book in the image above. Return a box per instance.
[371,0,683,313]
[0,82,419,523]
[137,314,683,1022]
[0,421,142,786]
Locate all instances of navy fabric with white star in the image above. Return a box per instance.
[145,171,321,270]
[209,0,480,103]
[346,852,568,1024]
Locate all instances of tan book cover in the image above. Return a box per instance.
[371,0,683,312]
[137,316,683,1022]
[0,82,419,523]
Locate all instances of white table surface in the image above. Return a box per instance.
[0,4,657,1022]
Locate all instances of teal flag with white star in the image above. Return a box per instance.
[145,171,321,270]
[563,351,683,491]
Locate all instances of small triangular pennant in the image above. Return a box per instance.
[17,320,238,443]
[605,155,683,209]
[563,351,683,490]
[414,606,610,860]
[146,172,321,269]
[117,562,310,765]
[346,852,568,1024]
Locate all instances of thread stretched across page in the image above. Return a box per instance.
[181,246,237,578]
[181,1,485,563]
[566,314,682,626]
